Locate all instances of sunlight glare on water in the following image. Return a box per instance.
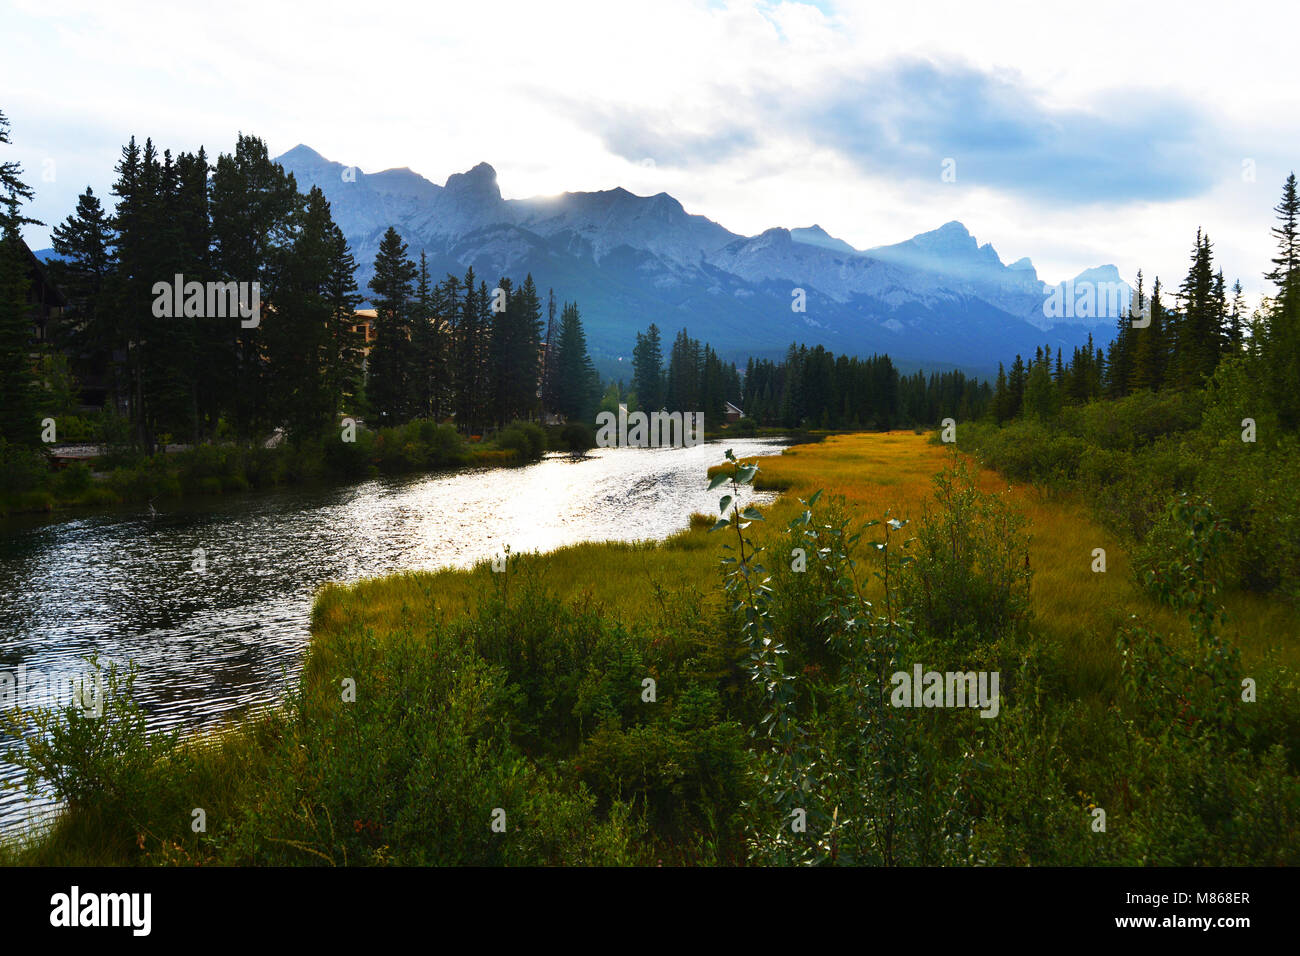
[0,438,785,833]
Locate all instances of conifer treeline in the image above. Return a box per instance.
[363,229,600,434]
[2,125,603,449]
[628,324,742,421]
[27,122,1296,450]
[992,173,1300,428]
[744,345,989,428]
[628,322,989,428]
[0,109,39,446]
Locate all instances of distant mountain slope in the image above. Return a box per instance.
[46,145,1128,375]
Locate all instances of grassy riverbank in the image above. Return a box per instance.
[4,430,1298,865]
[0,420,558,518]
[0,419,832,520]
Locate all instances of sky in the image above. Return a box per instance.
[3,0,1297,301]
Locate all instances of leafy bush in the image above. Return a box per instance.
[52,463,92,498]
[899,454,1032,649]
[495,421,546,461]
[965,380,1300,599]
[322,428,374,479]
[11,442,1298,867]
[4,662,194,853]
[711,451,1300,866]
[0,438,50,496]
[559,422,595,453]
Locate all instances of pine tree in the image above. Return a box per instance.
[367,227,417,424]
[700,343,727,424]
[48,186,115,412]
[551,301,598,422]
[487,275,514,426]
[453,269,482,432]
[1024,348,1056,419]
[1130,279,1166,392]
[106,136,148,447]
[540,287,559,416]
[992,362,1008,422]
[1172,229,1220,387]
[1007,354,1026,418]
[472,278,493,431]
[1264,288,1300,430]
[437,272,464,422]
[105,137,199,449]
[0,109,39,444]
[146,148,210,443]
[1106,271,1141,397]
[269,186,338,438]
[209,134,299,439]
[1226,279,1246,352]
[666,328,702,411]
[1265,172,1299,302]
[1263,175,1300,429]
[325,223,363,417]
[410,252,438,420]
[632,322,664,412]
[509,274,543,421]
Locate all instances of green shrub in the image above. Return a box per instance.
[53,463,93,497]
[899,455,1033,649]
[4,662,195,854]
[559,422,595,453]
[496,421,546,461]
[0,438,49,495]
[322,429,374,479]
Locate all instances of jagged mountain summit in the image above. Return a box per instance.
[274,145,1125,372]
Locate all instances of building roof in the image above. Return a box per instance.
[21,239,68,308]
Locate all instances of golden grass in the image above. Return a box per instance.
[754,432,1298,681]
[8,429,1295,866]
[317,430,1300,700]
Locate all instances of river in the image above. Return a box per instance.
[0,437,786,834]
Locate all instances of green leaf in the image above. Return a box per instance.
[741,506,764,521]
[719,494,733,514]
[708,472,730,491]
[737,464,758,484]
[709,518,730,532]
[808,489,823,506]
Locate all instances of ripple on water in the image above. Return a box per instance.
[0,438,786,833]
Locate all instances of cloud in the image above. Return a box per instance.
[802,60,1218,204]
[542,98,758,168]
[562,57,1225,206]
[3,0,1296,300]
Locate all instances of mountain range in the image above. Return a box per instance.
[42,145,1133,377]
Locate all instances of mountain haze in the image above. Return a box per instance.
[276,147,1130,372]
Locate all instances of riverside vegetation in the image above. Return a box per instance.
[4,121,1300,865]
[3,421,1298,865]
[0,419,556,517]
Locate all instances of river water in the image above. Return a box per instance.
[0,438,786,834]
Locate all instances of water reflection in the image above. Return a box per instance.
[0,438,785,832]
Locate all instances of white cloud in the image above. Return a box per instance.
[3,0,1296,304]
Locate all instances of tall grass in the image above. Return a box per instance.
[5,429,1298,865]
